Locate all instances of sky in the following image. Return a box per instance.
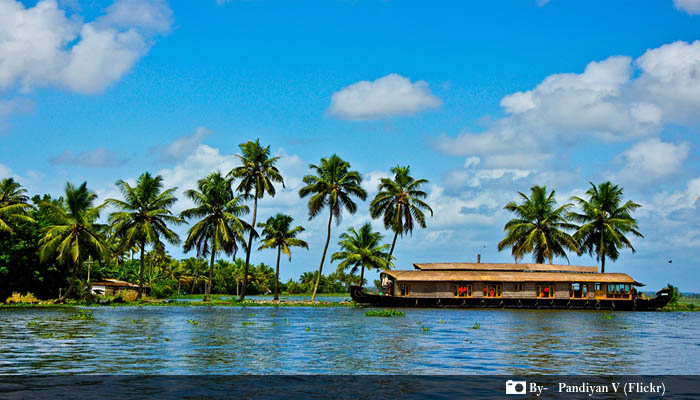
[2,0,700,290]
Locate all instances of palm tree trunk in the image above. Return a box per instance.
[274,246,281,301]
[389,231,399,258]
[58,263,79,302]
[241,196,258,301]
[138,242,145,299]
[205,248,216,302]
[601,253,606,274]
[360,265,365,287]
[311,211,333,302]
[177,280,181,295]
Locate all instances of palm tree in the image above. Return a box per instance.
[228,139,284,300]
[299,154,367,301]
[0,178,34,233]
[106,172,183,299]
[370,165,433,257]
[181,172,249,301]
[568,182,643,273]
[331,223,391,287]
[497,185,579,264]
[38,182,110,301]
[257,213,309,300]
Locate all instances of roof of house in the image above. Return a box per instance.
[413,263,598,273]
[90,279,139,288]
[384,269,641,285]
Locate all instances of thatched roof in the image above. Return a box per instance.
[413,263,598,273]
[385,269,639,284]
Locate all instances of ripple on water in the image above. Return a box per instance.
[0,307,698,374]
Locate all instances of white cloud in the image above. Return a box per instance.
[50,148,127,168]
[435,41,700,169]
[674,0,700,14]
[0,97,32,128]
[0,0,171,95]
[0,164,13,178]
[151,127,211,162]
[328,73,442,121]
[614,138,689,183]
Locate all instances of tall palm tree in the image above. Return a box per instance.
[39,182,110,301]
[0,177,34,233]
[331,223,391,287]
[257,213,309,300]
[181,172,249,301]
[106,172,184,299]
[497,185,579,264]
[370,165,433,257]
[228,139,284,300]
[569,182,643,273]
[299,154,367,301]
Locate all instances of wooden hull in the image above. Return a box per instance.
[350,286,672,311]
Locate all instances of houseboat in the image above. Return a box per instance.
[350,262,672,310]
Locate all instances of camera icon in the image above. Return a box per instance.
[505,380,527,395]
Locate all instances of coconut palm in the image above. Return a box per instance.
[257,213,309,300]
[181,172,249,301]
[38,182,110,301]
[497,185,579,264]
[106,172,184,299]
[0,178,34,233]
[228,139,284,300]
[369,165,433,257]
[331,223,391,287]
[568,181,643,273]
[299,154,367,301]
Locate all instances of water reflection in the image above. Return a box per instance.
[0,307,698,374]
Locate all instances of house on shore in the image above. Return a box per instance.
[90,279,141,296]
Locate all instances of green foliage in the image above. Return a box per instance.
[667,284,680,306]
[602,313,614,320]
[369,165,432,256]
[498,185,578,264]
[69,310,94,320]
[472,323,480,329]
[569,182,642,272]
[187,319,199,325]
[364,309,405,317]
[332,223,391,286]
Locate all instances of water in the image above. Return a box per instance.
[0,307,698,374]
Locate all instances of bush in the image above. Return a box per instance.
[117,290,138,302]
[149,282,174,299]
[5,292,21,304]
[5,292,39,304]
[20,292,39,303]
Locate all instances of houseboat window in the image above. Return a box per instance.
[536,284,555,298]
[569,283,588,299]
[454,283,472,297]
[606,283,630,298]
[400,284,411,296]
[595,283,602,292]
[514,283,523,292]
[482,284,502,298]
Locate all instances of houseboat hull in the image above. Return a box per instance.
[350,286,672,311]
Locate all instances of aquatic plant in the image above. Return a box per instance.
[69,310,94,320]
[472,323,480,329]
[421,326,429,332]
[602,313,614,320]
[364,309,405,317]
[26,321,39,327]
[187,319,199,325]
[242,322,255,326]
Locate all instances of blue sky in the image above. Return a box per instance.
[2,0,700,290]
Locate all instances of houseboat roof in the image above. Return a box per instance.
[413,263,598,273]
[90,279,139,288]
[385,270,643,285]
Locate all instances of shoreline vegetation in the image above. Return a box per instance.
[0,140,687,305]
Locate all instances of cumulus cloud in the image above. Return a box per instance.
[435,40,700,169]
[151,127,211,162]
[674,0,700,14]
[328,73,442,121]
[0,0,172,95]
[613,138,689,183]
[50,148,127,168]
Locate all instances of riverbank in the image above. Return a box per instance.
[0,299,355,308]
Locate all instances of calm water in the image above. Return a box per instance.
[0,307,698,374]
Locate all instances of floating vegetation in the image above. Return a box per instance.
[56,334,74,340]
[26,321,39,327]
[438,319,447,324]
[364,309,405,317]
[472,323,481,330]
[187,319,199,325]
[421,326,429,332]
[602,313,614,320]
[164,338,170,342]
[38,332,55,339]
[242,322,255,326]
[305,327,310,332]
[247,313,256,317]
[69,310,94,320]
[269,313,276,317]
